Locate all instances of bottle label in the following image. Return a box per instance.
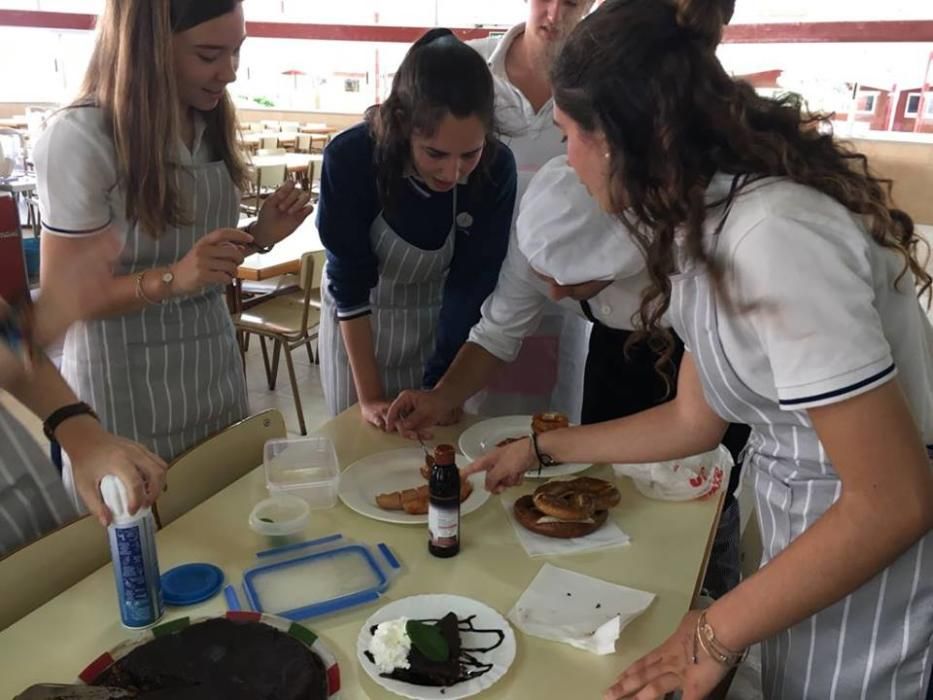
[428,502,459,548]
[109,514,163,628]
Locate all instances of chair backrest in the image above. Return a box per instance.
[296,251,320,330]
[257,147,286,156]
[281,122,300,133]
[260,136,279,150]
[0,514,109,630]
[157,409,286,527]
[255,164,287,190]
[248,123,265,132]
[296,134,312,152]
[309,249,325,291]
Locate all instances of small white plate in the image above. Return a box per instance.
[338,448,490,525]
[458,416,592,479]
[356,594,516,700]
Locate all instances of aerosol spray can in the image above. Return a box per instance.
[100,475,164,628]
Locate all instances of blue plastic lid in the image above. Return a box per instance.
[161,563,224,606]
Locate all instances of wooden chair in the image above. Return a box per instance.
[242,163,286,215]
[296,134,312,153]
[0,514,109,630]
[287,248,325,310]
[156,409,286,527]
[259,136,279,150]
[234,253,321,435]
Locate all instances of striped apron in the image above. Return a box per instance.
[319,209,456,415]
[59,160,247,464]
[0,403,76,556]
[669,237,933,698]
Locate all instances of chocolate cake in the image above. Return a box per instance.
[92,618,328,700]
[365,613,504,688]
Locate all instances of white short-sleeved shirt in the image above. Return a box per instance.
[705,175,933,439]
[468,26,649,333]
[33,106,211,239]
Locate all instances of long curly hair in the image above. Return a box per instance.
[552,0,931,384]
[364,28,499,215]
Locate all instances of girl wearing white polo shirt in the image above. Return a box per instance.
[34,0,311,466]
[465,1,933,698]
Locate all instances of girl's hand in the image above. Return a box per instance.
[172,228,252,294]
[460,437,537,494]
[361,398,393,431]
[603,610,732,700]
[253,180,314,246]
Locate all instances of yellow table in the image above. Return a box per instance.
[0,407,723,699]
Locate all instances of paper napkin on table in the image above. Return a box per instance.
[507,563,656,655]
[500,494,631,558]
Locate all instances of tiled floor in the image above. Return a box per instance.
[240,336,331,437]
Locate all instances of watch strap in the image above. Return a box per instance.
[43,402,99,442]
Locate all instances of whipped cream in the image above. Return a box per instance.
[369,617,412,674]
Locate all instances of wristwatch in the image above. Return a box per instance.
[136,268,174,305]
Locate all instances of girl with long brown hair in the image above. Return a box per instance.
[316,29,516,426]
[34,0,312,467]
[463,0,933,697]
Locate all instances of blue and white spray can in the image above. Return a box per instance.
[100,475,164,628]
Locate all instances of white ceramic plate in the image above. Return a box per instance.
[458,416,592,479]
[356,594,516,700]
[338,448,490,525]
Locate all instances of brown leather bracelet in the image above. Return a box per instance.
[43,402,99,442]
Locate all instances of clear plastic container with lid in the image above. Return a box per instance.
[264,436,340,508]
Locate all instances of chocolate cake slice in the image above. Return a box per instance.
[382,613,462,686]
[92,618,328,700]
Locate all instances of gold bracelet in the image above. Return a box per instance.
[695,611,746,667]
[135,271,160,305]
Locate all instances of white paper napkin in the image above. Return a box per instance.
[508,563,655,655]
[500,494,631,558]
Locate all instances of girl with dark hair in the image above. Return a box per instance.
[316,29,516,425]
[34,0,313,469]
[463,0,933,697]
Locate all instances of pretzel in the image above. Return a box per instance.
[531,411,569,435]
[532,477,621,520]
[513,494,609,538]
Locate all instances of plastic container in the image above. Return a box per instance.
[249,494,310,548]
[264,436,340,509]
[241,533,402,621]
[100,475,164,629]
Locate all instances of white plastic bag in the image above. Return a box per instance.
[613,445,733,501]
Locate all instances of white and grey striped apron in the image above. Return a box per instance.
[319,208,456,415]
[670,237,933,699]
[59,160,247,463]
[0,403,76,556]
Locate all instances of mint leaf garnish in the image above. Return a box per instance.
[406,619,449,662]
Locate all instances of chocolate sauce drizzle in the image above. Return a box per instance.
[365,614,505,687]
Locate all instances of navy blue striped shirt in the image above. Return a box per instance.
[316,122,516,387]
